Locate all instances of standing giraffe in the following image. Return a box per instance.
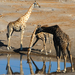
[6,1,40,50]
[30,25,74,73]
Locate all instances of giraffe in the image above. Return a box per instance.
[31,25,74,73]
[27,25,52,55]
[6,54,24,74]
[6,1,40,50]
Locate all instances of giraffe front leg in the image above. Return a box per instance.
[27,47,32,55]
[41,46,48,55]
[63,55,67,73]
[7,37,11,50]
[20,30,24,50]
[41,47,44,52]
[57,56,60,72]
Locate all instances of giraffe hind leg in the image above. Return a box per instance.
[67,50,74,72]
[41,37,48,55]
[40,38,44,52]
[70,55,74,72]
[49,37,52,53]
[32,38,38,47]
[67,44,74,72]
[57,56,60,72]
[63,54,67,73]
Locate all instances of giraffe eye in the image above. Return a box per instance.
[34,2,36,5]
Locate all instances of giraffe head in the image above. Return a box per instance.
[33,1,41,8]
[35,25,42,34]
[35,25,49,34]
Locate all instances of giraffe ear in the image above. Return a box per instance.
[37,25,41,29]
[35,0,36,2]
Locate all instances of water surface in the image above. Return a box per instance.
[0,54,71,75]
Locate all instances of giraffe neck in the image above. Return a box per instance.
[20,3,34,24]
[29,27,37,48]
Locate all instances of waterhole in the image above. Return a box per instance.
[0,54,71,75]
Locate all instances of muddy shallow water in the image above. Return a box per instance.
[0,54,71,75]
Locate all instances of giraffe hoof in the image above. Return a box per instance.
[49,50,51,53]
[41,49,43,52]
[57,69,60,72]
[7,54,11,57]
[45,52,48,55]
[62,69,66,73]
[7,47,9,50]
[9,46,11,49]
[63,70,66,73]
[28,51,30,55]
[7,46,11,50]
[72,68,74,72]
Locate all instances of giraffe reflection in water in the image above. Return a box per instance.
[6,54,24,74]
[27,55,51,74]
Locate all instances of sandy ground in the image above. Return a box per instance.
[0,0,75,75]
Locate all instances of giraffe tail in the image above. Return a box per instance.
[6,25,9,40]
[6,33,9,40]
